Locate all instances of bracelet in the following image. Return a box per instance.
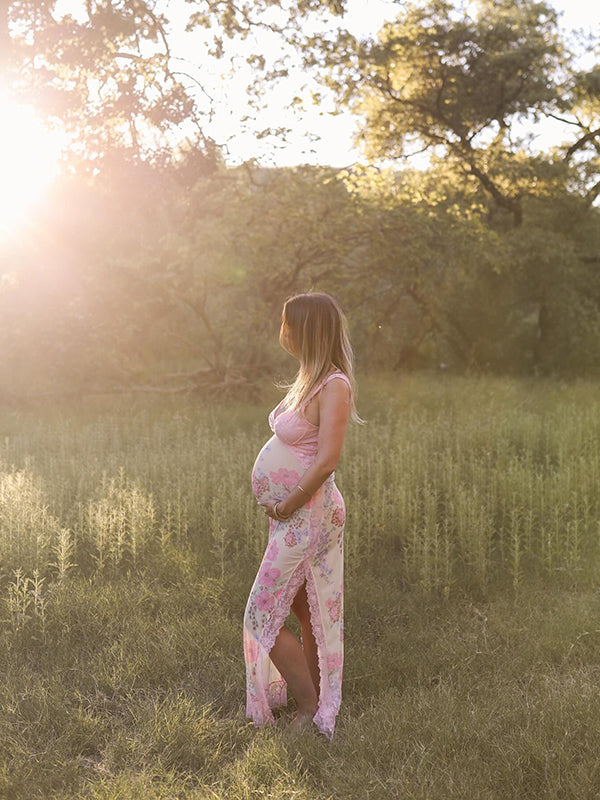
[296,483,311,497]
[273,501,291,521]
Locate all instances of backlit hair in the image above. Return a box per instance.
[280,292,361,423]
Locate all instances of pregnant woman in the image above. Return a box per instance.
[244,292,359,740]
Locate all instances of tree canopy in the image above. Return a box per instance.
[0,0,599,398]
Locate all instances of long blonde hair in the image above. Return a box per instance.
[280,292,361,423]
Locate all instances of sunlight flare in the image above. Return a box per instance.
[0,94,64,236]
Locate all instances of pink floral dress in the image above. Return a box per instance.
[244,371,351,740]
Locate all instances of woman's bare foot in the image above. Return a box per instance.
[289,707,317,733]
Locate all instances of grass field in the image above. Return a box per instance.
[1,374,600,799]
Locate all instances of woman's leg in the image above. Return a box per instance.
[291,581,320,696]
[269,626,317,718]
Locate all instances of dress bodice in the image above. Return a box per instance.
[268,371,352,465]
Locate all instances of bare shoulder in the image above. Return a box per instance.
[320,375,351,406]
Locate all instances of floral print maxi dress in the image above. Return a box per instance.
[244,371,351,740]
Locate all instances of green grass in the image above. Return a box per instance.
[1,374,600,798]
[3,573,600,798]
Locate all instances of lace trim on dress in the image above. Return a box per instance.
[248,561,309,728]
[257,559,338,740]
[305,565,338,740]
[259,561,308,657]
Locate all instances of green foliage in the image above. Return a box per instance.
[0,462,63,575]
[2,0,345,163]
[4,0,198,161]
[293,0,600,375]
[357,0,562,146]
[0,161,368,395]
[2,0,600,389]
[2,154,599,390]
[311,0,599,223]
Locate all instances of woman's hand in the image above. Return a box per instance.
[258,500,286,520]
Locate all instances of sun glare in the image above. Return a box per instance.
[0,94,64,237]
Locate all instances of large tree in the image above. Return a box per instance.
[299,0,600,372]
[308,0,571,227]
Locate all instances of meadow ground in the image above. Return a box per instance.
[1,373,599,799]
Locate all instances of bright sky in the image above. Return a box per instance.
[165,0,600,167]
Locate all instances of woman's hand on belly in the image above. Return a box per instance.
[259,499,288,521]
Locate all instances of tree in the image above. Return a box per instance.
[1,0,199,162]
[556,63,600,208]
[309,0,568,228]
[0,0,348,164]
[299,0,600,373]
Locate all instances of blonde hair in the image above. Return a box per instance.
[280,292,361,423]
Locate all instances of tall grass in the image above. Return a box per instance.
[2,375,598,596]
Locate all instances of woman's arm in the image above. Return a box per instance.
[269,377,351,518]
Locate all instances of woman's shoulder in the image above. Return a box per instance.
[301,370,352,411]
[319,372,353,406]
[321,371,352,391]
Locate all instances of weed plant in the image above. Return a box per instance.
[0,374,599,798]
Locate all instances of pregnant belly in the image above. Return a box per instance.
[251,435,304,505]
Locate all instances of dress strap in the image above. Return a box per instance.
[322,372,352,392]
[301,371,351,409]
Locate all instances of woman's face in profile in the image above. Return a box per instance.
[279,320,298,357]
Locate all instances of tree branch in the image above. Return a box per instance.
[585,177,600,207]
[460,156,522,226]
[564,127,600,161]
[546,112,583,127]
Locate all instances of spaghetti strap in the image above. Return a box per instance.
[301,371,352,410]
[322,372,352,391]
